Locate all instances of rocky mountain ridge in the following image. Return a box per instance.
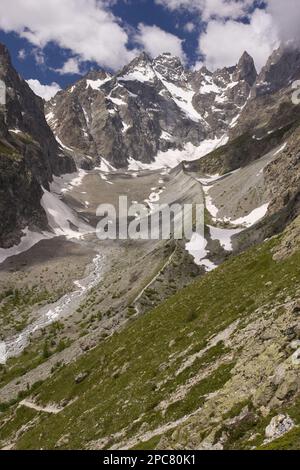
[45,51,257,169]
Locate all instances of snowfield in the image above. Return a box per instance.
[120,64,156,83]
[208,225,242,251]
[0,170,92,264]
[128,136,228,171]
[230,203,270,228]
[86,76,112,90]
[0,228,53,264]
[41,188,92,240]
[185,232,217,271]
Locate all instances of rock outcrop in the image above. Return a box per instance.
[0,44,75,247]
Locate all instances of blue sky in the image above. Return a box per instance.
[0,0,202,89]
[112,0,202,62]
[0,0,297,99]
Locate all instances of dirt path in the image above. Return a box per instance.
[19,399,62,414]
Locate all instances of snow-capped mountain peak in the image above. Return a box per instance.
[44,47,298,171]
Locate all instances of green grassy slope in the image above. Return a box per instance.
[0,230,300,450]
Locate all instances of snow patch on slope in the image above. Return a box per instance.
[200,79,221,95]
[273,142,287,156]
[204,192,219,219]
[109,96,127,107]
[0,228,53,264]
[230,203,269,228]
[0,170,92,264]
[51,170,88,194]
[156,71,204,123]
[86,77,111,90]
[128,136,228,171]
[95,158,116,173]
[185,233,217,271]
[120,64,156,83]
[41,189,92,239]
[55,136,74,153]
[208,225,242,251]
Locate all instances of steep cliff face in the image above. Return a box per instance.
[265,129,300,221]
[230,44,300,140]
[0,44,75,247]
[191,51,257,139]
[253,45,300,97]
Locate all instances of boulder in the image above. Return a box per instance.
[265,414,294,441]
[74,372,89,384]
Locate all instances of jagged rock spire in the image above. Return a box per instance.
[233,51,257,86]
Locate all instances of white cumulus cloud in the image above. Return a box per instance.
[2,0,300,77]
[18,49,26,60]
[26,79,61,100]
[184,22,196,33]
[135,24,186,61]
[267,0,300,44]
[54,57,82,75]
[200,9,279,71]
[156,0,300,71]
[156,0,256,20]
[0,0,137,70]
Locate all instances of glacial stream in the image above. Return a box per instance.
[1,253,104,362]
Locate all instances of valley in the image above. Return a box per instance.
[0,40,300,450]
